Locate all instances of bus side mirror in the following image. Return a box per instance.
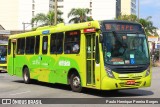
[99,34,103,43]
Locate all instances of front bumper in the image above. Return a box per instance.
[101,75,151,90]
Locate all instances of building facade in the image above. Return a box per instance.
[0,0,135,31]
[45,0,116,24]
[92,0,116,21]
[0,0,51,31]
[116,0,136,18]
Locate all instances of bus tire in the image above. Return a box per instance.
[70,73,82,92]
[23,67,31,84]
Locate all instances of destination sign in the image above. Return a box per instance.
[66,30,80,36]
[104,23,143,32]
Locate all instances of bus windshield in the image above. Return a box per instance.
[0,45,7,62]
[102,32,150,65]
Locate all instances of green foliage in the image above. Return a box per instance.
[31,10,64,29]
[116,14,138,22]
[115,14,158,36]
[68,8,93,23]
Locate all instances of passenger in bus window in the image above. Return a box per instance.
[72,37,79,53]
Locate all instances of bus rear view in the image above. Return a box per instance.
[100,20,151,90]
[0,44,7,72]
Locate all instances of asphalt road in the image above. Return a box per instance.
[0,67,160,107]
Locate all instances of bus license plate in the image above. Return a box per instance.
[126,80,135,85]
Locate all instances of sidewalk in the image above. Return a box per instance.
[154,61,160,67]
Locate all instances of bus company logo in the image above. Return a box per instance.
[2,99,11,104]
[59,60,70,66]
[32,60,40,65]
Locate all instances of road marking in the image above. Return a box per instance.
[10,91,31,96]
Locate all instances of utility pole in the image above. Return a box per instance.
[54,0,58,25]
[22,22,32,32]
[138,0,140,19]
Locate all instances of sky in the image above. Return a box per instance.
[140,0,160,29]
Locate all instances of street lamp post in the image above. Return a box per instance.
[54,0,58,25]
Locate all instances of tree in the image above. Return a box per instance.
[115,14,158,36]
[116,14,138,22]
[68,8,93,23]
[31,10,63,29]
[139,16,158,36]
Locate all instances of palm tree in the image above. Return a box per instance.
[139,16,158,36]
[31,10,63,28]
[68,8,93,23]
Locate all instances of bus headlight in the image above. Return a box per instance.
[105,67,115,78]
[145,67,150,77]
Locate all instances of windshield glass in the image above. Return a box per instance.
[0,45,7,62]
[103,32,150,65]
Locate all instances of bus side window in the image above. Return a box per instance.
[64,30,80,54]
[25,36,35,54]
[65,45,71,53]
[50,32,63,54]
[35,36,40,54]
[42,36,48,54]
[17,38,25,55]
[56,33,63,54]
[50,33,56,54]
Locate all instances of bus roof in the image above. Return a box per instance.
[9,21,100,39]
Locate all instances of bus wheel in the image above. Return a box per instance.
[23,67,31,84]
[70,73,82,92]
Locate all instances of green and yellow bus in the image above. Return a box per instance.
[0,43,7,72]
[7,20,151,92]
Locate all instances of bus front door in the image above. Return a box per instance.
[12,40,16,75]
[86,33,96,86]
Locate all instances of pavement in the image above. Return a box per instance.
[154,61,160,67]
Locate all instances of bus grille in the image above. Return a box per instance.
[113,67,146,73]
[119,81,141,87]
[118,76,143,80]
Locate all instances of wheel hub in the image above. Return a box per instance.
[73,76,80,87]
